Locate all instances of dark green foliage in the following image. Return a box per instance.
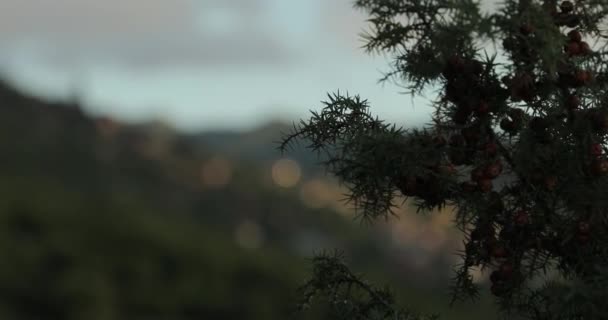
[283,0,608,319]
[0,191,306,320]
[355,0,494,94]
[298,251,439,320]
[281,93,458,220]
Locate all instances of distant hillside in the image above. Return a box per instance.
[0,80,332,319]
[184,120,327,176]
[0,80,497,319]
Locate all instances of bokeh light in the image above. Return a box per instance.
[201,155,233,188]
[299,178,332,209]
[271,158,301,188]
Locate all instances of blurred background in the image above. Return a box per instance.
[0,0,498,319]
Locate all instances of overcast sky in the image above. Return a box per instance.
[0,0,435,132]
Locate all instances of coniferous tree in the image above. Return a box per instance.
[280,1,608,319]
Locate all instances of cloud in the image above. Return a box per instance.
[0,0,292,68]
[0,0,196,39]
[318,0,503,50]
[318,0,374,51]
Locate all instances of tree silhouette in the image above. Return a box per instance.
[281,1,608,319]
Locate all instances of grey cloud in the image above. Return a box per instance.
[319,0,503,46]
[0,0,292,68]
[38,32,292,70]
[319,0,375,49]
[0,0,197,39]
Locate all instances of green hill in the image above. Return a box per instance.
[0,81,497,319]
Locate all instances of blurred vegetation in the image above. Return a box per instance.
[0,81,496,319]
[0,191,307,320]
